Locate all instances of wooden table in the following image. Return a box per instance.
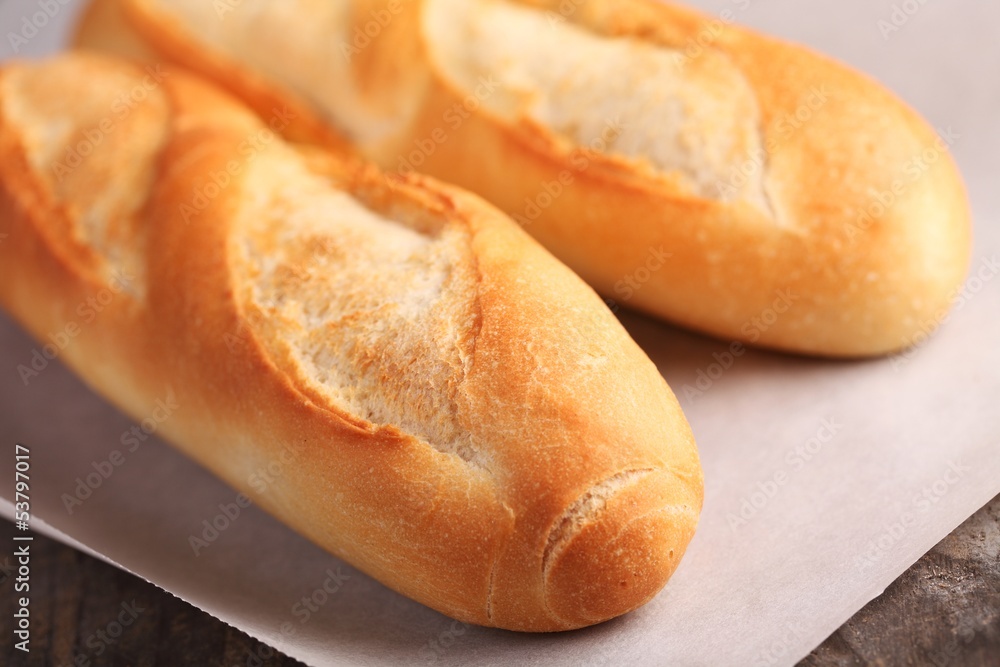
[2,495,997,666]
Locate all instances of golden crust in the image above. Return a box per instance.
[72,0,157,63]
[79,0,354,154]
[0,54,702,632]
[84,0,973,357]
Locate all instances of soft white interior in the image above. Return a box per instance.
[233,143,484,466]
[154,0,770,207]
[425,0,769,206]
[152,0,417,146]
[1,60,166,294]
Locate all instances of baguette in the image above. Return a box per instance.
[75,0,973,357]
[0,53,702,632]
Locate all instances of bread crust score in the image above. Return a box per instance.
[77,0,973,357]
[0,54,702,632]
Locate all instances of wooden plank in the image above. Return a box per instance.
[803,495,1000,666]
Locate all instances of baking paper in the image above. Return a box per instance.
[2,1,998,665]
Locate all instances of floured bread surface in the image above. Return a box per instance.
[0,56,167,293]
[424,0,770,209]
[138,0,419,146]
[137,0,769,210]
[2,52,706,630]
[229,143,485,467]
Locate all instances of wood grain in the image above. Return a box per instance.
[2,495,998,666]
[801,495,1000,667]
